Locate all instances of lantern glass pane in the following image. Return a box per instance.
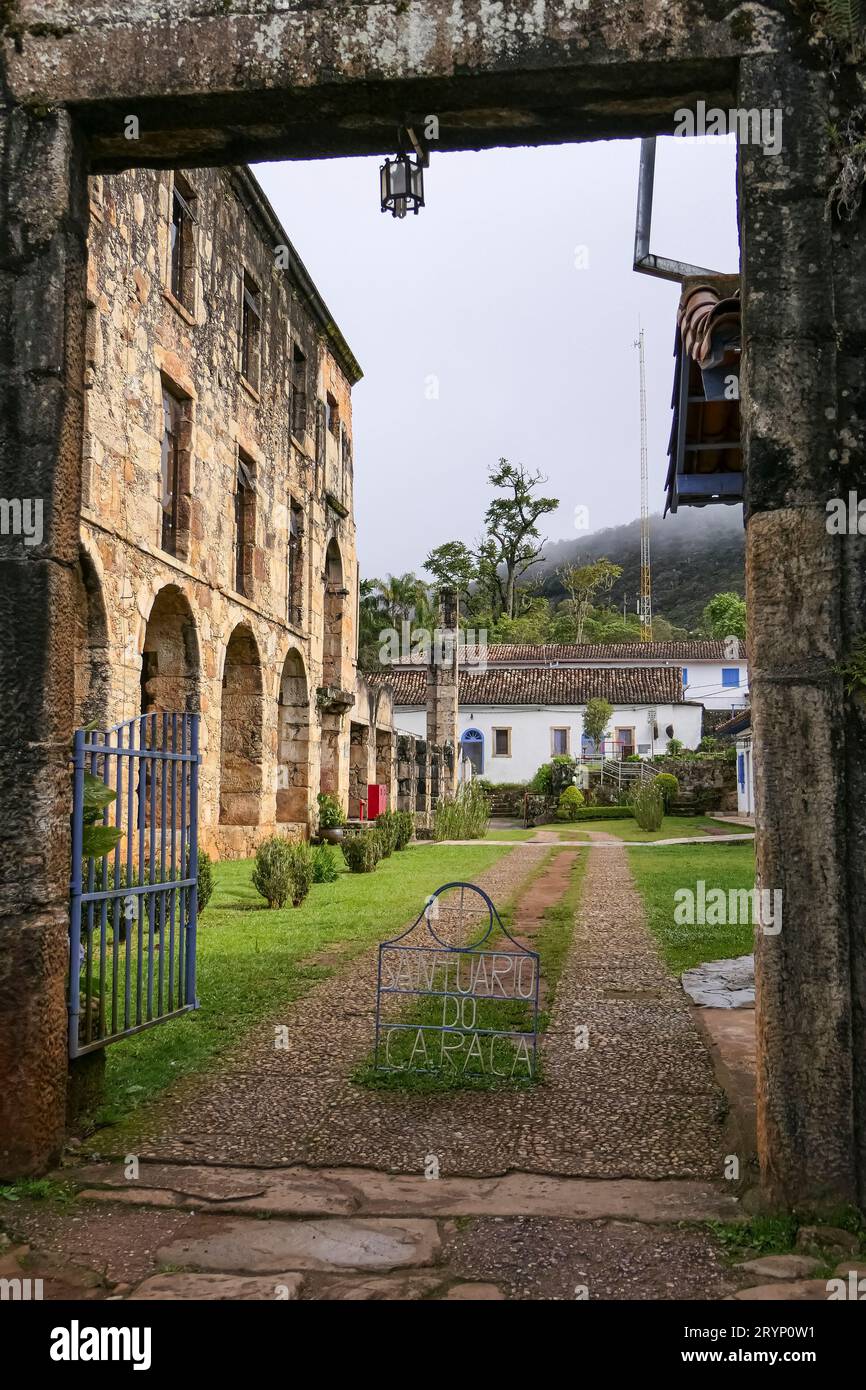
[410,164,424,202]
[391,160,408,196]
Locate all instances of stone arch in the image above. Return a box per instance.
[276,647,310,824]
[322,536,344,688]
[73,543,111,729]
[219,623,263,825]
[140,583,200,717]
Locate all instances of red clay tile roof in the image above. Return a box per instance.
[395,640,737,665]
[369,666,687,707]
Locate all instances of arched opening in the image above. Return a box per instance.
[219,624,263,825]
[73,545,111,729]
[460,728,484,777]
[140,584,200,717]
[276,648,310,824]
[322,537,344,688]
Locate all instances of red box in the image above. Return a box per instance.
[366,784,388,818]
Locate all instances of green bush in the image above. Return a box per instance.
[311,843,339,883]
[252,837,296,908]
[529,754,574,796]
[630,782,665,832]
[393,810,415,850]
[316,792,344,829]
[556,785,585,821]
[666,737,684,755]
[197,850,214,913]
[571,805,634,821]
[698,735,720,753]
[284,841,314,906]
[375,810,398,856]
[341,830,381,873]
[653,773,680,810]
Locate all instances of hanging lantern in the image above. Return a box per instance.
[380,128,426,218]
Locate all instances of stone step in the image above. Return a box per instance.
[155,1216,441,1274]
[67,1161,741,1223]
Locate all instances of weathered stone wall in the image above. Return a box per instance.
[77,164,367,856]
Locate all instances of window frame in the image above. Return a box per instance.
[169,173,197,311]
[721,667,740,688]
[234,449,257,597]
[159,381,192,560]
[550,726,570,757]
[240,271,262,391]
[492,726,512,758]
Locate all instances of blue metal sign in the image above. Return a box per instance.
[374,881,539,1081]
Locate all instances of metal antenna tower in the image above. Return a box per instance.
[635,326,653,642]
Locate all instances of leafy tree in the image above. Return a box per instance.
[424,541,478,601]
[557,558,623,643]
[702,591,746,641]
[477,460,558,620]
[583,697,613,749]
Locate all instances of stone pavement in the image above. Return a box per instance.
[89,842,725,1178]
[8,840,762,1299]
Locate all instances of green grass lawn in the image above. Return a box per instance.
[94,842,511,1127]
[354,849,586,1093]
[627,840,756,973]
[531,816,750,843]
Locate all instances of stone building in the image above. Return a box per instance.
[74,163,406,857]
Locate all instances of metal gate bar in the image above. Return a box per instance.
[68,712,200,1058]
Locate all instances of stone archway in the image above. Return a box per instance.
[140,585,200,717]
[219,624,263,826]
[73,544,111,729]
[276,648,311,826]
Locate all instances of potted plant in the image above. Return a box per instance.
[317,792,345,844]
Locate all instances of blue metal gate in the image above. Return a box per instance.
[69,712,201,1058]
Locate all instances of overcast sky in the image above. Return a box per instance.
[256,136,739,580]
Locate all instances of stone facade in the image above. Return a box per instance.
[76,163,391,857]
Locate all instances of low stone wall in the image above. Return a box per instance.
[653,755,738,812]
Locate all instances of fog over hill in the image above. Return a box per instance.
[535,506,745,632]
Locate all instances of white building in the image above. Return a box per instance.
[716,708,754,816]
[451,640,748,712]
[385,665,703,785]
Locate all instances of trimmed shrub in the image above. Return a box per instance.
[653,773,680,810]
[341,829,381,873]
[252,837,296,908]
[393,810,414,850]
[375,810,398,857]
[556,785,585,821]
[311,842,339,884]
[197,850,214,913]
[630,782,665,832]
[571,805,634,821]
[284,841,314,906]
[666,737,684,755]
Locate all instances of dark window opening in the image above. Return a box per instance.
[170,174,196,309]
[315,399,326,472]
[241,272,262,389]
[493,728,511,756]
[551,728,569,756]
[160,385,191,557]
[291,342,307,439]
[327,392,340,436]
[288,497,304,627]
[234,451,256,596]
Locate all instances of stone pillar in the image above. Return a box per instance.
[0,107,89,1175]
[739,53,866,1208]
[426,587,459,797]
[415,740,431,819]
[348,720,372,818]
[396,734,416,814]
